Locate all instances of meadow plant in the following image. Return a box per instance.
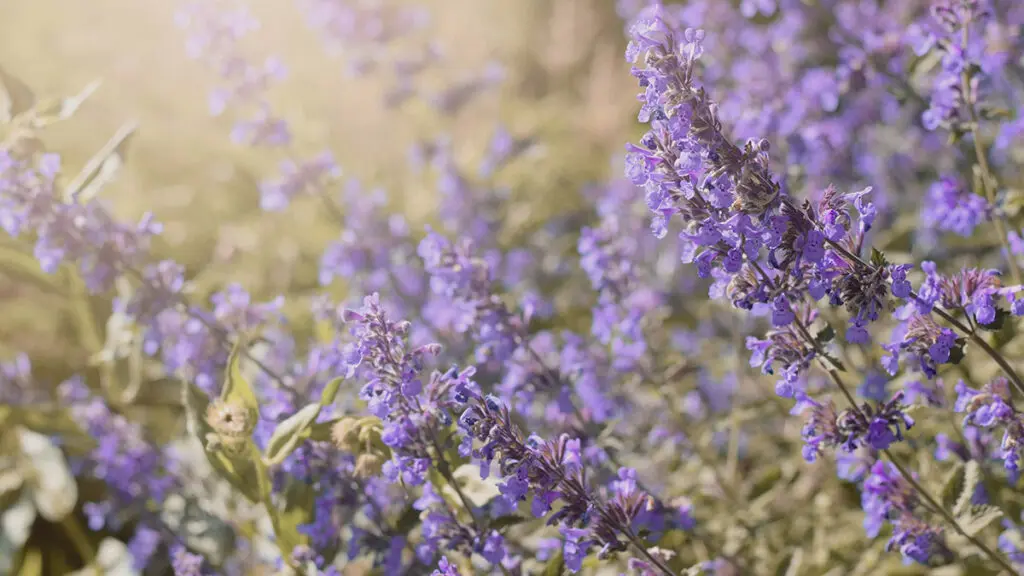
[3,0,1024,574]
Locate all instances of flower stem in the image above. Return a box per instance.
[822,237,1024,397]
[626,530,680,576]
[961,26,1021,285]
[883,450,1016,575]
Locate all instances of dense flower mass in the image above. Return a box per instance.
[4,0,1024,574]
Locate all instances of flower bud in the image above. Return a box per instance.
[354,453,385,478]
[205,400,255,439]
[331,417,361,452]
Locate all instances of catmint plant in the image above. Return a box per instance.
[5,0,1024,574]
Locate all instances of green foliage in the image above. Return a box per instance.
[953,461,981,517]
[957,505,1003,538]
[263,403,322,466]
[220,339,260,417]
[182,381,261,504]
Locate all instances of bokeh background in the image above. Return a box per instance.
[0,0,639,572]
[0,0,635,377]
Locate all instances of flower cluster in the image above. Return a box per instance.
[6,0,1024,574]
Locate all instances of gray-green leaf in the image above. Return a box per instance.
[64,121,137,203]
[319,376,344,407]
[959,505,1003,538]
[263,403,322,466]
[954,461,981,516]
[221,339,259,413]
[28,80,101,128]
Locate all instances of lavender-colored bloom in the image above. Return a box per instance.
[418,230,525,364]
[920,176,989,237]
[862,461,953,565]
[259,151,342,212]
[58,377,177,529]
[171,544,208,576]
[954,377,1024,472]
[796,391,913,462]
[431,556,462,576]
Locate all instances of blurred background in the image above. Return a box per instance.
[0,0,635,377]
[0,0,641,572]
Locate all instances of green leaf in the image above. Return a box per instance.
[221,339,259,413]
[63,121,137,203]
[870,247,886,267]
[181,381,261,503]
[27,79,101,128]
[820,350,847,372]
[815,324,836,345]
[263,404,322,466]
[542,551,565,576]
[959,505,1003,537]
[319,376,344,407]
[948,340,966,365]
[276,481,314,552]
[939,461,965,511]
[954,461,981,516]
[308,417,342,443]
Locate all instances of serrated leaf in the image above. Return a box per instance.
[17,428,77,521]
[221,339,259,413]
[958,505,1003,537]
[815,324,836,345]
[64,121,137,203]
[542,551,565,576]
[870,247,886,267]
[939,461,965,511]
[954,461,981,516]
[821,350,847,372]
[264,403,322,466]
[490,515,528,531]
[319,376,345,407]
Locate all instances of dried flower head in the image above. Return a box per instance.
[204,399,254,438]
[331,416,361,452]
